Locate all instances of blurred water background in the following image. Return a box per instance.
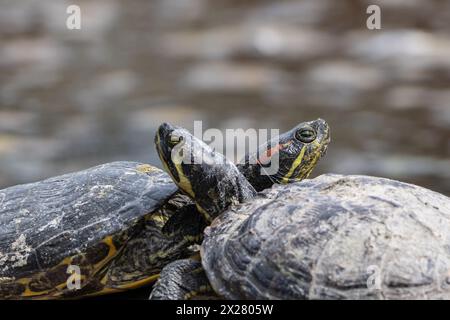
[0,0,449,195]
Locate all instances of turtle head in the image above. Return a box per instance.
[155,123,256,222]
[238,118,331,191]
[276,118,330,182]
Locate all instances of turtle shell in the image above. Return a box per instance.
[201,174,450,300]
[0,161,177,298]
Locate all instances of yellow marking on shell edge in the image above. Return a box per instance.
[93,236,118,271]
[17,278,50,298]
[16,238,117,299]
[281,146,306,184]
[18,256,73,298]
[136,164,158,174]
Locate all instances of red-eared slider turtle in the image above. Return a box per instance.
[151,126,450,300]
[150,119,331,299]
[0,119,329,299]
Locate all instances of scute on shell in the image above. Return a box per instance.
[202,174,450,300]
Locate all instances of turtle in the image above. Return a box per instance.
[0,119,329,299]
[150,122,450,300]
[149,118,330,299]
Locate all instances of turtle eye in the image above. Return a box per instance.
[295,127,316,143]
[169,134,183,146]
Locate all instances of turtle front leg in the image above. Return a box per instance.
[149,258,216,300]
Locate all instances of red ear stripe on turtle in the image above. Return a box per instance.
[256,141,290,165]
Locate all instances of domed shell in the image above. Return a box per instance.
[0,161,177,295]
[202,174,450,300]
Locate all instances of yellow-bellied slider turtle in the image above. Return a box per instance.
[151,122,450,300]
[0,119,329,299]
[150,119,331,299]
